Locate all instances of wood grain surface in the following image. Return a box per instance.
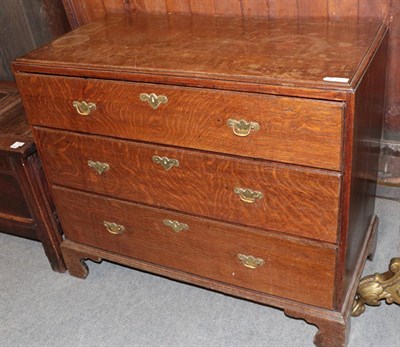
[17,73,344,170]
[14,15,384,92]
[0,82,31,139]
[34,128,341,243]
[59,0,399,140]
[53,185,336,309]
[0,83,34,158]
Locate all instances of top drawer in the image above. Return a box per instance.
[16,73,344,170]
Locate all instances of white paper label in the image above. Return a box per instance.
[10,141,25,149]
[323,77,350,83]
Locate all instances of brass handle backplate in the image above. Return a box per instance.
[140,93,168,110]
[227,119,260,137]
[234,187,263,204]
[163,219,189,233]
[103,221,125,235]
[152,156,179,171]
[237,254,265,269]
[88,160,110,175]
[73,101,96,116]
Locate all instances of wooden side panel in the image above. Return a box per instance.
[0,219,37,240]
[0,174,31,220]
[0,156,11,172]
[34,128,341,243]
[337,32,389,308]
[53,185,336,309]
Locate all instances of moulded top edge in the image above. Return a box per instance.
[14,14,386,95]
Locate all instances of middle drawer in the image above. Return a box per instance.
[35,128,341,243]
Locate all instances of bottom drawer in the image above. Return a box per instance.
[53,186,336,309]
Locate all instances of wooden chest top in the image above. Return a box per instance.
[14,15,384,93]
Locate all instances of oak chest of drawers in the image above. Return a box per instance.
[14,14,388,346]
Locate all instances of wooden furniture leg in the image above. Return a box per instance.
[286,215,379,346]
[61,241,101,279]
[285,308,350,347]
[15,153,66,272]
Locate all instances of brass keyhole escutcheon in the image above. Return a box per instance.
[234,188,263,204]
[237,254,265,269]
[73,101,96,116]
[152,156,179,171]
[163,219,189,233]
[88,160,110,175]
[227,119,260,137]
[103,221,125,235]
[139,93,168,110]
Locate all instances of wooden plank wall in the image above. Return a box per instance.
[0,0,70,81]
[61,0,400,140]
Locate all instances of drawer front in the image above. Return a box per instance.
[18,73,344,170]
[35,128,341,243]
[53,186,336,309]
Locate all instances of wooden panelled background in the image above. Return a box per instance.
[61,0,399,141]
[0,0,70,81]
